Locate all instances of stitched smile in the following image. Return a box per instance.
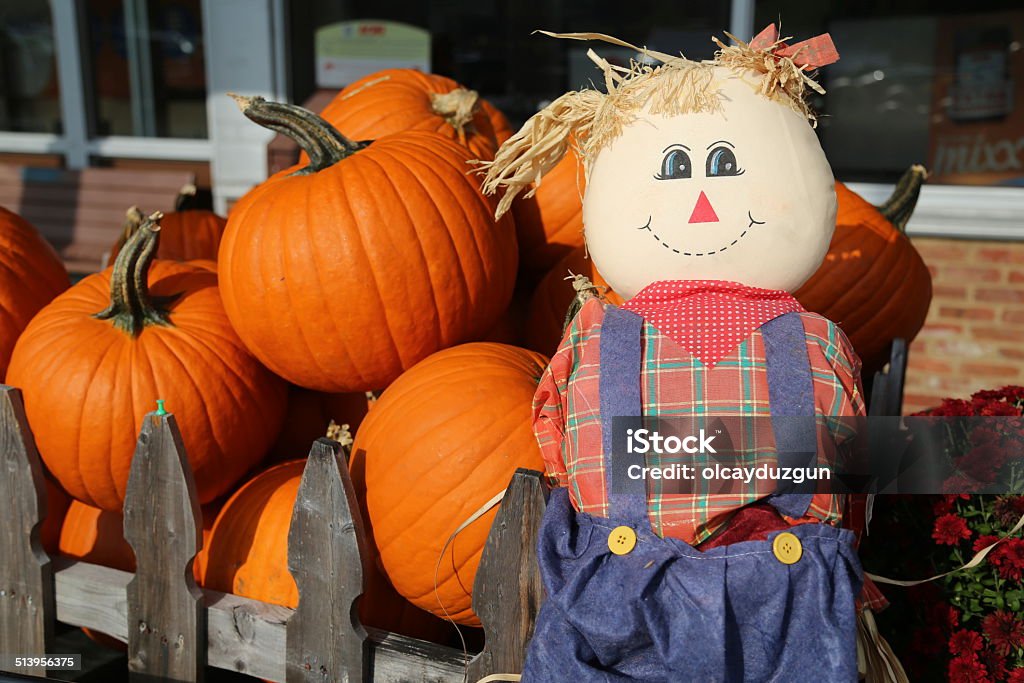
[636,212,765,256]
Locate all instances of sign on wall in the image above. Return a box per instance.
[928,11,1024,186]
[315,20,430,88]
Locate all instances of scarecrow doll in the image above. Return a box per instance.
[482,27,885,681]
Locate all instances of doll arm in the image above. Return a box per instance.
[532,298,605,488]
[533,358,570,487]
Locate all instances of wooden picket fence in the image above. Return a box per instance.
[0,385,548,682]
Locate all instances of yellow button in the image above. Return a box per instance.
[608,526,637,555]
[772,532,802,565]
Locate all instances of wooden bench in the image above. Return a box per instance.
[0,165,194,274]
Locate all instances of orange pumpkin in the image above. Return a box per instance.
[0,207,69,379]
[266,386,370,463]
[511,148,586,275]
[524,247,623,356]
[59,499,221,578]
[318,69,508,162]
[219,97,517,392]
[351,342,547,625]
[795,169,931,377]
[107,187,228,266]
[202,459,452,642]
[7,213,287,511]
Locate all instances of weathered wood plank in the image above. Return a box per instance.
[53,558,130,642]
[467,469,548,680]
[50,558,469,682]
[0,386,54,678]
[286,438,369,682]
[123,411,205,683]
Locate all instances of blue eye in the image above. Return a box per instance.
[655,148,691,180]
[706,146,743,177]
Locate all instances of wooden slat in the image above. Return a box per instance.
[0,387,54,678]
[51,560,468,683]
[123,411,205,683]
[53,558,131,642]
[0,164,194,191]
[286,438,369,682]
[0,187,183,209]
[467,469,548,681]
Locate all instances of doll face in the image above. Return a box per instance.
[583,67,837,299]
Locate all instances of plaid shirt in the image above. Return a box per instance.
[533,297,867,546]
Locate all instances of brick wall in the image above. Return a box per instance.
[903,238,1024,414]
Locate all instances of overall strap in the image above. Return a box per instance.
[599,305,648,523]
[761,312,818,519]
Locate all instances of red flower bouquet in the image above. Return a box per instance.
[861,386,1024,681]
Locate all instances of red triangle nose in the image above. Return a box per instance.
[688,191,719,224]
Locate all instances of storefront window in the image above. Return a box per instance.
[86,0,207,138]
[754,2,1024,187]
[288,1,1023,189]
[0,1,62,133]
[288,0,729,128]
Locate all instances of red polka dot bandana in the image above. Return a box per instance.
[621,280,805,367]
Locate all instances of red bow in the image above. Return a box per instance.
[748,24,839,69]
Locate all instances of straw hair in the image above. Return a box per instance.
[480,30,826,218]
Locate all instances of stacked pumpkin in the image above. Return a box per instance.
[0,64,934,646]
[207,73,546,630]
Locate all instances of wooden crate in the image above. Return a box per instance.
[0,385,547,682]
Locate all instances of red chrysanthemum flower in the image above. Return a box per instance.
[974,535,999,553]
[934,496,955,515]
[980,650,1008,681]
[991,538,1024,583]
[943,474,980,495]
[994,496,1024,528]
[933,513,972,546]
[948,654,988,683]
[1008,667,1024,683]
[973,386,1024,405]
[982,610,1024,656]
[980,400,1021,416]
[950,629,984,656]
[958,445,1006,483]
[947,605,962,629]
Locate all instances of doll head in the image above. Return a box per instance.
[482,27,840,299]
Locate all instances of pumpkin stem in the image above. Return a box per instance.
[877,164,928,233]
[430,88,480,144]
[107,206,146,268]
[95,211,178,336]
[561,272,607,334]
[174,183,199,211]
[229,94,368,174]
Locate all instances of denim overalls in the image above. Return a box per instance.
[521,307,863,682]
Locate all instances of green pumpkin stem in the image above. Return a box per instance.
[229,94,368,174]
[877,164,928,233]
[95,211,177,336]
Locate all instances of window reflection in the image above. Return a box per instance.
[0,1,61,133]
[86,0,207,138]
